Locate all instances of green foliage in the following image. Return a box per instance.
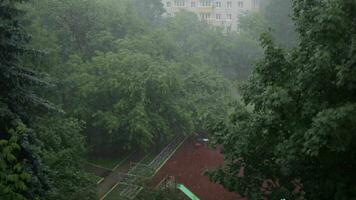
[0,124,32,200]
[34,116,96,200]
[132,0,165,24]
[208,0,356,199]
[162,12,262,81]
[71,51,194,150]
[28,0,144,59]
[25,0,234,153]
[2,1,99,199]
[2,0,282,199]
[63,36,231,151]
[0,0,50,199]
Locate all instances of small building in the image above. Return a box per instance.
[162,0,260,31]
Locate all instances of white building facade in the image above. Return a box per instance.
[162,0,260,31]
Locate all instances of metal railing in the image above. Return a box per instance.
[103,134,187,200]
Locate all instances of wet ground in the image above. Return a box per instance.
[152,137,245,200]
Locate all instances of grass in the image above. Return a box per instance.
[89,152,133,170]
[89,157,124,170]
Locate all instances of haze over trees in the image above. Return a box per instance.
[2,0,241,199]
[1,0,355,200]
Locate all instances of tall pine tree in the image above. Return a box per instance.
[0,0,50,199]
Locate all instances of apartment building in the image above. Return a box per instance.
[162,0,260,31]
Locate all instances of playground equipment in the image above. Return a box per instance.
[159,175,200,200]
[176,183,200,200]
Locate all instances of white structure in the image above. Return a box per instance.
[162,0,260,31]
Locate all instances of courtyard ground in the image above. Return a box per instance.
[152,137,246,200]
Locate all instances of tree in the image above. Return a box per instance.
[34,116,96,200]
[0,0,51,199]
[163,12,262,81]
[71,51,193,151]
[208,0,356,199]
[132,0,165,25]
[26,1,233,153]
[1,1,96,199]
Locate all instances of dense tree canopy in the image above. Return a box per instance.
[208,0,356,199]
[15,0,239,197]
[4,0,354,199]
[34,116,96,200]
[0,0,52,199]
[25,0,241,154]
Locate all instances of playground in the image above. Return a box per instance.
[152,136,244,200]
[87,134,244,200]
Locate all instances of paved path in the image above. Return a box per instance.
[97,152,143,198]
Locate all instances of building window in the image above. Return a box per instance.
[191,2,196,7]
[201,0,212,7]
[215,1,221,8]
[238,1,243,8]
[166,1,171,7]
[174,0,185,7]
[216,14,221,20]
[200,13,211,20]
[227,13,232,20]
[227,1,232,8]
